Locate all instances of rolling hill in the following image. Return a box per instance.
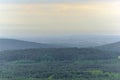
[0,48,117,62]
[0,39,65,51]
[96,41,120,52]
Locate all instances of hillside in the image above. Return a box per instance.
[0,39,65,51]
[0,48,120,80]
[0,48,117,62]
[96,41,120,52]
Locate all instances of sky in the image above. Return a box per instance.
[0,0,120,38]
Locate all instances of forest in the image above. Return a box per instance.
[0,48,120,80]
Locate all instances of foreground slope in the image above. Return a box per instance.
[0,48,120,80]
[0,48,117,62]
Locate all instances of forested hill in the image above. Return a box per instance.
[0,48,118,62]
[0,39,65,51]
[96,41,120,52]
[0,48,120,80]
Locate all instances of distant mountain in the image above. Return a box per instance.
[0,39,65,51]
[96,41,120,52]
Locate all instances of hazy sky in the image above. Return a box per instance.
[0,0,120,38]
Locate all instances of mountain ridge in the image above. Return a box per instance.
[0,38,66,51]
[96,41,120,52]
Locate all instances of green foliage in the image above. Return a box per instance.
[0,48,120,80]
[48,75,54,80]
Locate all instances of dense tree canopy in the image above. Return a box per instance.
[0,48,120,80]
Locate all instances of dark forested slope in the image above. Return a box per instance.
[0,39,65,51]
[0,48,120,80]
[96,41,120,52]
[0,48,118,62]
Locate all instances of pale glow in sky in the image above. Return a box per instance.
[0,0,120,37]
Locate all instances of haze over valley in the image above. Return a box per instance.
[0,0,120,80]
